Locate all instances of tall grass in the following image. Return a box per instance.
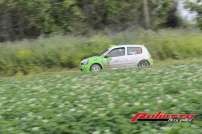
[0,29,202,75]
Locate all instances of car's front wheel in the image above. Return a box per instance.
[137,60,150,68]
[90,64,102,72]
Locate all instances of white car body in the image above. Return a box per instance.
[102,45,152,69]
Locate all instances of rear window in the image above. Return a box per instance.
[127,47,142,55]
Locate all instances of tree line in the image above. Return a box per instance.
[0,0,200,42]
[188,0,202,29]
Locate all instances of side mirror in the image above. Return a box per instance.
[104,55,109,58]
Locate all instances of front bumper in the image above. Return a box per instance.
[80,63,91,72]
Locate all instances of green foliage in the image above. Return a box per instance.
[187,0,202,29]
[0,0,180,41]
[0,30,198,75]
[0,63,202,133]
[0,29,202,75]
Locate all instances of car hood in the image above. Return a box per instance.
[84,56,110,64]
[88,56,105,61]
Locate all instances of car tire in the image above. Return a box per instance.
[90,64,102,72]
[137,60,150,68]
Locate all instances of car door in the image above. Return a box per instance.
[126,47,143,67]
[105,47,127,69]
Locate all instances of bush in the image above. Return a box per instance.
[0,29,202,75]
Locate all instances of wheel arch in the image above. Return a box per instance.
[90,63,103,70]
[138,59,151,66]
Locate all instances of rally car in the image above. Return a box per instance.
[80,45,153,72]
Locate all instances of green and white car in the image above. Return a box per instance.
[80,45,153,72]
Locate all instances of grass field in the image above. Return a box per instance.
[0,60,202,134]
[1,29,202,76]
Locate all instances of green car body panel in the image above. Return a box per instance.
[80,56,111,72]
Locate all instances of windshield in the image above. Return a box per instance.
[100,49,109,56]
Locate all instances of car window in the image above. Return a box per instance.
[127,47,142,55]
[107,47,125,57]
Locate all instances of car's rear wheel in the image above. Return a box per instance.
[138,60,150,68]
[90,64,102,72]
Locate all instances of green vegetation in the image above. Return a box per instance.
[0,0,180,41]
[188,1,202,29]
[0,29,202,76]
[0,61,201,134]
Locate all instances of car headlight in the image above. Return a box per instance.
[81,59,89,65]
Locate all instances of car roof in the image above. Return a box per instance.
[110,44,145,49]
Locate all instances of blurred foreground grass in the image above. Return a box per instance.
[0,59,201,134]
